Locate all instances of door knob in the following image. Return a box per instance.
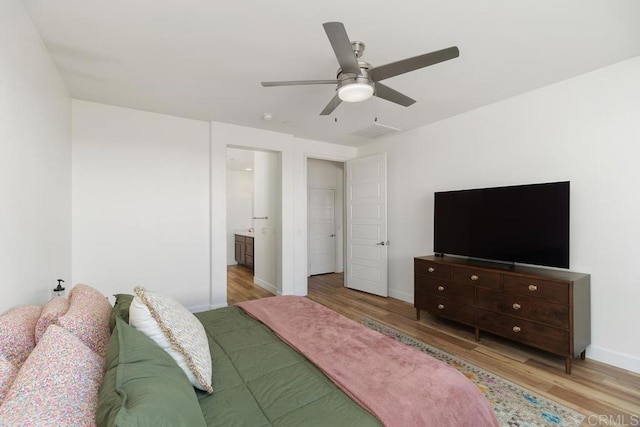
[329,234,336,237]
[375,241,386,246]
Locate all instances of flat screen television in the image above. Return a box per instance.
[433,181,569,269]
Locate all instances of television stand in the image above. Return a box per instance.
[414,255,590,374]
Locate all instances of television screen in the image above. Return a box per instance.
[433,181,569,268]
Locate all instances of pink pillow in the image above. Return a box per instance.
[0,305,42,367]
[0,325,104,425]
[0,355,18,406]
[58,284,112,357]
[35,297,70,343]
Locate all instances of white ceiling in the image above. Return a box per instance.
[23,0,640,147]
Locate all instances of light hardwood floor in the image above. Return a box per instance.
[227,265,640,426]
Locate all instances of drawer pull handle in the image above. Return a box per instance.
[428,267,435,273]
[470,274,479,281]
[512,303,521,310]
[437,286,445,292]
[512,326,521,333]
[437,304,445,310]
[528,284,538,292]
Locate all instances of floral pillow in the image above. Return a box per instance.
[35,296,70,343]
[58,284,112,357]
[0,305,42,368]
[129,286,213,393]
[0,355,18,406]
[0,325,104,425]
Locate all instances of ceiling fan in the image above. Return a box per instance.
[261,22,459,116]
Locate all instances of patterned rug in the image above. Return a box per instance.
[360,318,585,427]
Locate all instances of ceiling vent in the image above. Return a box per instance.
[351,122,401,139]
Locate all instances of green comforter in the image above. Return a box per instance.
[194,307,381,426]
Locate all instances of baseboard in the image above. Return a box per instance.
[587,345,640,374]
[388,288,413,304]
[254,277,278,295]
[208,301,228,310]
[187,304,213,313]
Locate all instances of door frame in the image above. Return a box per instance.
[299,153,355,293]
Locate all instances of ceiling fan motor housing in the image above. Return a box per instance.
[336,61,374,102]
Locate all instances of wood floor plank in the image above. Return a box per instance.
[227,267,640,426]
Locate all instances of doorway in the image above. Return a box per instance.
[307,159,344,277]
[226,147,282,298]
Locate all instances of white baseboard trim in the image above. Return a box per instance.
[388,288,413,304]
[187,304,213,313]
[254,277,278,295]
[208,301,228,310]
[587,345,640,374]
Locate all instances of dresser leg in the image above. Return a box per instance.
[565,357,572,374]
[580,350,586,360]
[474,327,480,342]
[416,308,421,320]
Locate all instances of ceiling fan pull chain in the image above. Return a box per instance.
[374,88,378,122]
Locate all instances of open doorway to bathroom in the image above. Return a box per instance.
[226,147,281,304]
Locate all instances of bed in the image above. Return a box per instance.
[0,285,498,426]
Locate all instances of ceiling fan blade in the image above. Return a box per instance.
[323,22,361,75]
[320,94,342,116]
[261,80,337,87]
[374,83,416,107]
[369,46,459,82]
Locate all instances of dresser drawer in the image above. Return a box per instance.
[416,296,475,326]
[476,308,569,355]
[503,276,569,304]
[414,259,451,280]
[452,266,501,290]
[415,276,474,302]
[476,288,569,329]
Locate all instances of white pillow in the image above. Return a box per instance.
[129,287,213,393]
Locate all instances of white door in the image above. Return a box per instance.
[308,188,336,275]
[345,153,388,297]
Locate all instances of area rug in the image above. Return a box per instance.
[361,318,585,427]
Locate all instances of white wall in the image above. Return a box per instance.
[226,169,253,265]
[210,122,358,307]
[0,0,71,312]
[72,101,210,310]
[358,56,640,373]
[253,151,281,294]
[307,159,345,273]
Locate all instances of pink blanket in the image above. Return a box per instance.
[236,296,498,427]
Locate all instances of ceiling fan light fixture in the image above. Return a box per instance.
[338,82,374,103]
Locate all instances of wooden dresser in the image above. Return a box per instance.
[414,255,590,373]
